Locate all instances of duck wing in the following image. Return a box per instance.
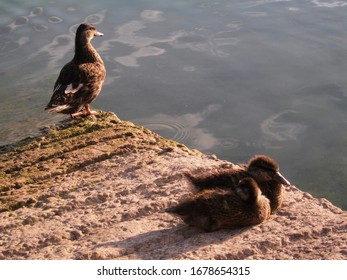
[166,189,251,231]
[185,167,249,193]
[45,61,84,113]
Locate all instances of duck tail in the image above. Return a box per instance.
[182,172,200,193]
[45,104,71,113]
[165,206,178,214]
[165,205,186,218]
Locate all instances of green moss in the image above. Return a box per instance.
[0,111,201,212]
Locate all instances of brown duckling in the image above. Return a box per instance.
[185,155,290,213]
[45,23,106,118]
[166,177,271,232]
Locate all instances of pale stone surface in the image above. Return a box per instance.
[0,112,346,259]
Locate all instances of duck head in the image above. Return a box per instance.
[75,22,103,45]
[235,177,262,202]
[247,155,291,186]
[74,23,104,62]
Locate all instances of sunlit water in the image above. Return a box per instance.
[1,0,347,209]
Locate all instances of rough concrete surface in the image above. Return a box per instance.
[0,112,346,260]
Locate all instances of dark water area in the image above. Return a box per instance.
[1,0,347,209]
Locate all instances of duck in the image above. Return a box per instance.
[166,177,271,232]
[184,155,291,213]
[45,22,106,118]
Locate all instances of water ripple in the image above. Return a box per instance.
[170,29,240,58]
[33,24,48,32]
[141,121,190,142]
[67,10,106,36]
[6,16,29,32]
[247,0,292,7]
[261,110,306,142]
[84,9,107,25]
[99,12,182,68]
[0,36,29,55]
[311,0,347,8]
[115,46,165,67]
[29,7,43,17]
[97,8,241,68]
[221,138,240,149]
[48,16,63,24]
[30,34,73,68]
[133,105,221,151]
[140,10,165,22]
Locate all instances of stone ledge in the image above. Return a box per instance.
[0,112,346,259]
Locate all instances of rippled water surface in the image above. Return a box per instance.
[1,0,347,209]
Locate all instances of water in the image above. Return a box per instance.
[1,0,347,210]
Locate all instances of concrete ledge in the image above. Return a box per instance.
[0,112,346,259]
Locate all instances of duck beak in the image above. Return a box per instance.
[94,31,104,37]
[274,172,291,186]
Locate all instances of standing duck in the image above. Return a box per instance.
[184,155,291,213]
[45,23,106,118]
[166,177,271,232]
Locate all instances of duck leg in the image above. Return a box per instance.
[85,104,98,116]
[70,111,84,118]
[70,112,84,119]
[70,105,98,118]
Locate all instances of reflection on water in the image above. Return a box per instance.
[135,104,221,151]
[171,29,240,58]
[312,0,347,8]
[1,0,347,209]
[261,110,306,143]
[99,11,179,67]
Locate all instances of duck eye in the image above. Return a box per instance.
[267,168,276,175]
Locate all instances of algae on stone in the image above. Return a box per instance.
[0,111,200,212]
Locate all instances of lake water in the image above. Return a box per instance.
[1,0,347,210]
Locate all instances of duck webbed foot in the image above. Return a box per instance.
[85,104,98,116]
[70,111,84,118]
[70,105,98,118]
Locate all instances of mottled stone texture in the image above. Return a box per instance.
[0,112,346,259]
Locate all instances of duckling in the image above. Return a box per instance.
[247,155,290,213]
[166,177,271,232]
[185,155,290,213]
[45,23,106,118]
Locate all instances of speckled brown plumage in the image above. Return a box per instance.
[185,155,290,213]
[166,177,271,232]
[45,23,106,118]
